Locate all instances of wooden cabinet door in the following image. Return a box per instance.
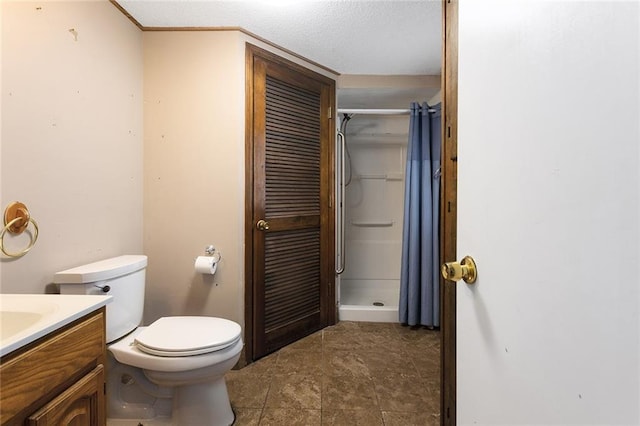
[27,365,105,426]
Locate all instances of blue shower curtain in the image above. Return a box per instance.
[399,102,441,327]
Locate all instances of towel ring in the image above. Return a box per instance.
[1,202,39,258]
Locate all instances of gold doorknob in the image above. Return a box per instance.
[256,219,270,231]
[441,256,477,284]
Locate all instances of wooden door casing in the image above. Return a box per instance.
[441,0,458,424]
[245,44,336,361]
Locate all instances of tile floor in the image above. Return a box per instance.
[226,321,440,426]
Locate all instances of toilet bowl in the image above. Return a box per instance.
[109,317,243,425]
[55,255,243,426]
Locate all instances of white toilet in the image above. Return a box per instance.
[55,255,242,426]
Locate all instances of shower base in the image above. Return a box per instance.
[338,279,399,323]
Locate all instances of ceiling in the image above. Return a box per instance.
[117,0,442,77]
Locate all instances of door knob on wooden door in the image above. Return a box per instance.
[441,256,477,284]
[256,219,270,231]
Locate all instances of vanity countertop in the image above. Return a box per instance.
[0,294,111,357]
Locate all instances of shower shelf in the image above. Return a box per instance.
[350,220,394,227]
[354,173,403,181]
[349,133,407,137]
[347,134,408,146]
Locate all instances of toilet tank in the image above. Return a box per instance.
[54,255,147,343]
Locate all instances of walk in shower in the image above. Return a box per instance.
[335,109,410,322]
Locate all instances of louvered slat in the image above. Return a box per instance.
[265,75,321,218]
[264,228,320,332]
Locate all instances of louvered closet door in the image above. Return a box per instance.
[251,52,334,359]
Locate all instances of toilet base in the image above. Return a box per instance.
[174,378,235,426]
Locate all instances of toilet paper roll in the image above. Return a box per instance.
[194,256,218,275]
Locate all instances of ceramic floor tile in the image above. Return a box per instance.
[232,408,262,426]
[238,352,279,376]
[398,327,440,350]
[411,352,440,379]
[320,409,384,425]
[264,374,322,409]
[322,350,371,378]
[373,375,438,412]
[274,350,323,375]
[279,331,323,352]
[352,321,400,333]
[322,375,379,410]
[360,349,420,378]
[405,337,440,357]
[226,373,271,408]
[351,331,401,352]
[379,329,416,347]
[322,329,361,351]
[259,408,321,425]
[382,411,440,426]
[323,328,402,353]
[323,321,361,332]
[425,379,441,398]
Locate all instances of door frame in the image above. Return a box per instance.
[441,0,458,425]
[244,43,337,363]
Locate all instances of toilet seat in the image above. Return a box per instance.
[134,316,242,357]
[109,326,244,373]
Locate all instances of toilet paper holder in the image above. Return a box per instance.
[203,245,221,263]
[194,245,222,275]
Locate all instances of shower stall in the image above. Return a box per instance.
[335,109,410,322]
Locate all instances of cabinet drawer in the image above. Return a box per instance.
[0,310,105,424]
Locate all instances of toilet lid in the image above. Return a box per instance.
[134,316,241,357]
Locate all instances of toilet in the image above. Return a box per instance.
[54,255,242,426]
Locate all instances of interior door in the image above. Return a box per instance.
[455,2,639,424]
[246,44,336,360]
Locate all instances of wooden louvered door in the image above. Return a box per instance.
[246,45,336,360]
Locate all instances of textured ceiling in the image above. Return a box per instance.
[117,0,442,76]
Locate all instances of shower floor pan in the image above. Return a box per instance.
[339,280,399,323]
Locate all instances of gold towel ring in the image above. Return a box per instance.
[1,202,39,258]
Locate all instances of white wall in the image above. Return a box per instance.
[428,90,441,106]
[1,1,143,293]
[143,31,247,326]
[457,1,639,424]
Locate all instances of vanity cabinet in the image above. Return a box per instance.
[0,308,107,426]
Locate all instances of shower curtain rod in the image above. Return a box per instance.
[337,108,436,115]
